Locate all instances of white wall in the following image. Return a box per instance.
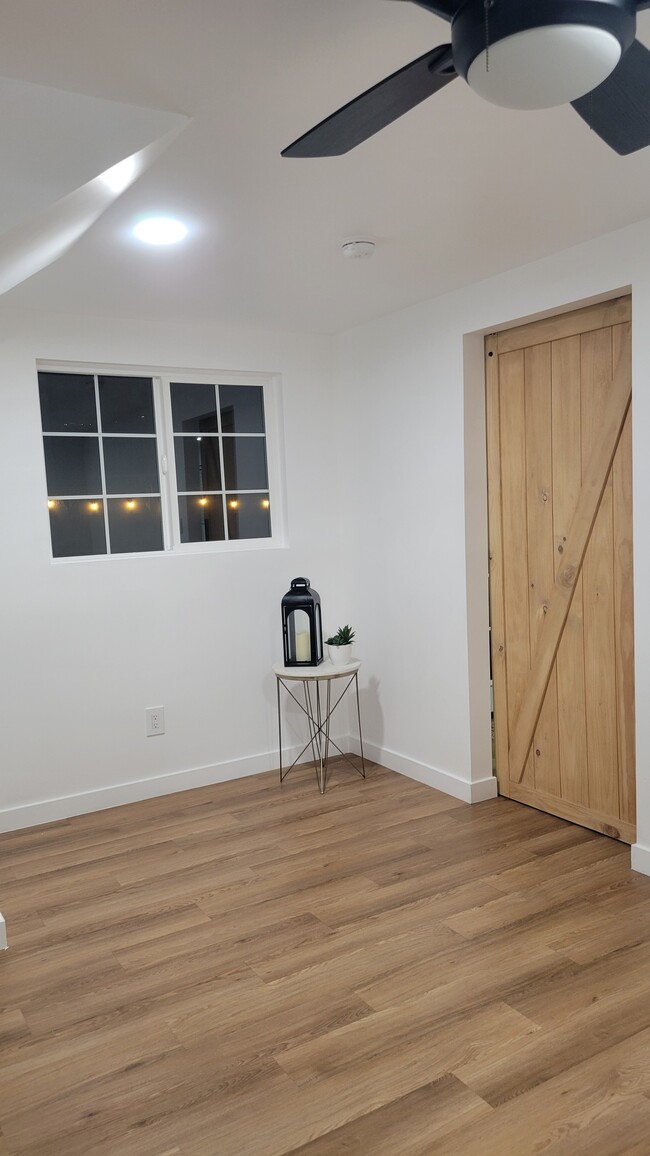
[0,306,344,829]
[4,216,650,867]
[333,216,650,862]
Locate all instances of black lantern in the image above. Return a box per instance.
[281,577,323,667]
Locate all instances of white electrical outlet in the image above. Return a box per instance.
[145,706,165,736]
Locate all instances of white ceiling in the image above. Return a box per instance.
[1,0,650,335]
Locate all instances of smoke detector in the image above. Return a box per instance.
[341,239,375,259]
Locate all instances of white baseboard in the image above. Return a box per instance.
[1,734,497,834]
[0,739,318,833]
[349,737,497,803]
[631,842,650,877]
[0,913,7,950]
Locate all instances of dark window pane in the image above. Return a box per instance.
[178,495,225,543]
[219,385,265,433]
[38,372,97,433]
[48,498,106,557]
[223,437,268,490]
[99,376,155,433]
[107,498,163,553]
[103,437,159,494]
[227,493,271,540]
[171,382,218,433]
[174,436,221,492]
[43,436,102,496]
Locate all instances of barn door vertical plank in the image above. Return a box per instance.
[551,335,589,805]
[524,343,560,796]
[581,327,619,819]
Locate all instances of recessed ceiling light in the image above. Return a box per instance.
[133,217,188,245]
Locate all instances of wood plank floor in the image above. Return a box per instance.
[2,761,650,1155]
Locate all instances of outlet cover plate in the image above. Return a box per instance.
[146,706,165,736]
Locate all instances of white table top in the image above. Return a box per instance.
[273,659,360,681]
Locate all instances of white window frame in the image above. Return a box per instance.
[37,360,287,561]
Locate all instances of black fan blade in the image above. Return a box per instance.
[572,39,650,154]
[282,44,456,157]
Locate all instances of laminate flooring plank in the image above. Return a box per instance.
[0,1019,183,1117]
[552,898,650,963]
[484,833,627,891]
[113,910,334,972]
[0,1010,31,1047]
[4,819,241,878]
[194,875,382,937]
[506,937,650,1027]
[541,1094,650,1155]
[5,902,212,960]
[35,860,255,936]
[0,869,121,912]
[164,964,371,1045]
[285,1075,491,1155]
[0,938,125,1005]
[355,839,535,890]
[443,855,630,940]
[523,823,597,855]
[250,883,498,984]
[172,1007,527,1156]
[358,938,573,1015]
[315,877,504,939]
[251,920,464,992]
[436,1024,650,1155]
[240,832,440,892]
[268,793,465,854]
[18,954,265,1037]
[277,998,536,1087]
[194,864,397,922]
[453,977,650,1107]
[0,1049,286,1156]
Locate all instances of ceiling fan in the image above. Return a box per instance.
[282,0,650,157]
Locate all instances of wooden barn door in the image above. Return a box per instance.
[486,296,635,843]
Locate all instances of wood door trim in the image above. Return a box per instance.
[485,334,510,792]
[509,322,632,784]
[496,297,631,355]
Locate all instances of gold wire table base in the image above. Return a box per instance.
[275,666,365,795]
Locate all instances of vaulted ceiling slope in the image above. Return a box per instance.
[0,0,649,334]
[0,77,186,294]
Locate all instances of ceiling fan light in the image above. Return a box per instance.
[467,25,622,110]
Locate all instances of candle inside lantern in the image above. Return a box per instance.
[295,631,311,662]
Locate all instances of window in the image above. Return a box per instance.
[38,365,281,559]
[170,380,271,545]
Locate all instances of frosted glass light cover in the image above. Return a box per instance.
[467,24,622,110]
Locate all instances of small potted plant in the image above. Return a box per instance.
[325,624,356,667]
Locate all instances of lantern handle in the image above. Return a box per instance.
[290,577,310,588]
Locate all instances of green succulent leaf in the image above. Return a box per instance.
[326,624,355,646]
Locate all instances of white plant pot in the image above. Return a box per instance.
[328,644,353,667]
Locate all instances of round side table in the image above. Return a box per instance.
[273,659,366,795]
